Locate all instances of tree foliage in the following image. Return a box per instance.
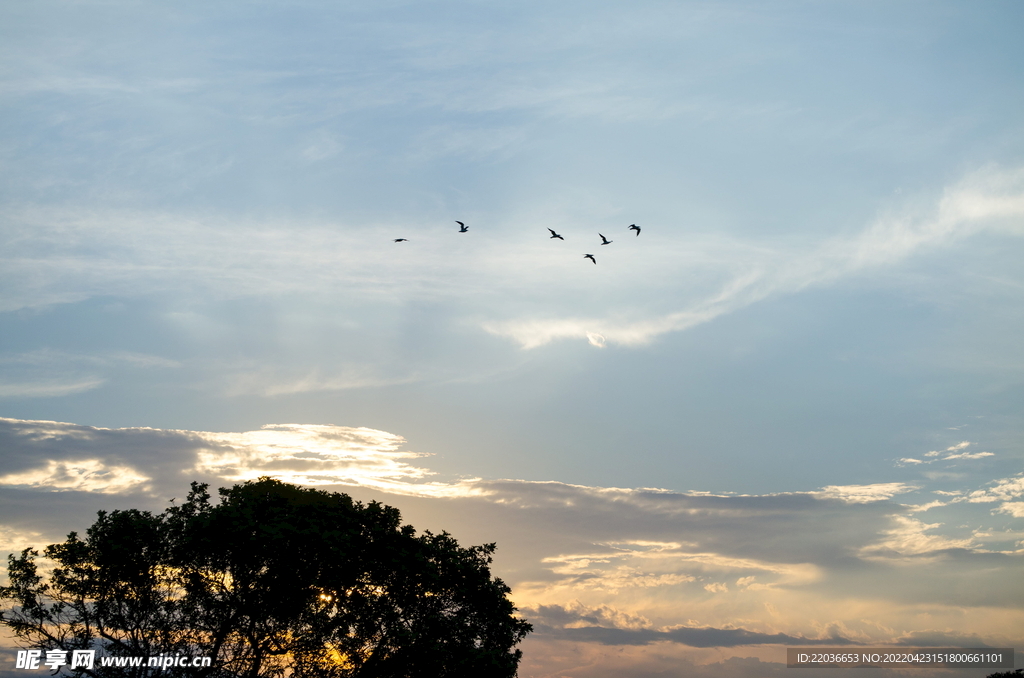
[1,478,532,677]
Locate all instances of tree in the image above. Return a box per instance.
[1,478,532,677]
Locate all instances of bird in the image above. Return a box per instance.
[599,233,612,245]
[628,224,640,236]
[456,221,468,232]
[548,228,564,240]
[584,253,596,264]
[393,238,408,242]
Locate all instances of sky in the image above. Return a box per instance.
[1,1,1023,676]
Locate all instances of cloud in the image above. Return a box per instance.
[219,367,423,397]
[3,168,1022,360]
[933,441,971,455]
[814,483,916,503]
[0,417,1021,660]
[0,349,179,399]
[859,516,974,559]
[892,630,993,648]
[995,502,1024,518]
[0,525,47,555]
[0,378,105,398]
[896,441,995,466]
[0,458,150,493]
[965,474,1024,503]
[907,500,947,513]
[523,603,856,648]
[943,451,994,461]
[484,166,1024,348]
[192,423,483,498]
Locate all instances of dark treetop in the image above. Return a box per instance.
[1,478,532,678]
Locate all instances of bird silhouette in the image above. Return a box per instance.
[548,228,564,240]
[584,253,596,264]
[393,238,408,242]
[628,224,640,236]
[456,221,468,232]
[599,233,612,245]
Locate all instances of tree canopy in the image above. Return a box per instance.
[1,478,532,677]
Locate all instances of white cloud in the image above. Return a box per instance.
[925,441,970,458]
[897,442,993,466]
[965,474,1024,503]
[943,451,994,461]
[0,459,149,493]
[859,516,974,559]
[994,502,1024,518]
[814,483,916,503]
[524,539,821,602]
[192,423,483,498]
[907,500,947,513]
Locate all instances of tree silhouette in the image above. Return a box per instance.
[1,478,531,677]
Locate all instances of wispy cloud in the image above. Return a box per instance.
[218,366,424,397]
[486,166,1024,348]
[0,377,104,398]
[897,441,996,466]
[0,349,178,398]
[3,167,1021,357]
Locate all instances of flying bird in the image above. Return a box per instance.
[584,253,596,264]
[393,238,408,242]
[628,224,640,236]
[599,233,612,245]
[456,221,468,232]
[548,228,564,240]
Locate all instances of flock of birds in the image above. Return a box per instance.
[392,222,642,265]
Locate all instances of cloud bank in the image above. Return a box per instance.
[1,416,1021,678]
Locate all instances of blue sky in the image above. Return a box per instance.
[2,1,1023,676]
